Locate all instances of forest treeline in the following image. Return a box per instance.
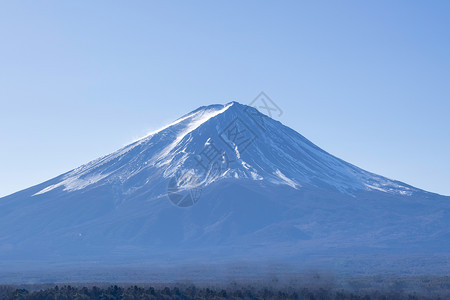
[0,284,428,300]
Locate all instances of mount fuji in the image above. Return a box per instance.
[0,101,449,278]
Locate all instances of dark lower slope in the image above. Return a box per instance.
[0,178,448,276]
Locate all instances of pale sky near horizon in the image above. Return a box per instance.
[0,1,449,197]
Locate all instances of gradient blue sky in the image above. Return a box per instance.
[1,1,449,197]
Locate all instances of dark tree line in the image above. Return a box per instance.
[3,284,427,300]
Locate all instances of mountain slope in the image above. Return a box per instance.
[27,102,421,198]
[0,102,448,276]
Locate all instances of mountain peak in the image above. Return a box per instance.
[29,101,418,201]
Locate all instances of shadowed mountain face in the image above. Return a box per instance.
[0,102,448,276]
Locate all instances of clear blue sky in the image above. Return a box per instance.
[1,1,449,197]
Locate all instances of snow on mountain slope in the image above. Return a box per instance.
[31,101,417,199]
[33,103,234,196]
[0,101,448,275]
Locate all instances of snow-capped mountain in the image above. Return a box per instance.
[0,102,448,277]
[32,102,418,200]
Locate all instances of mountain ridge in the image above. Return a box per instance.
[17,101,426,200]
